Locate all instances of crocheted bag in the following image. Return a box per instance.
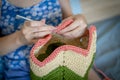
[30,19,97,80]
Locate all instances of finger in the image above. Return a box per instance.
[24,21,45,27]
[59,19,87,34]
[62,26,86,39]
[31,25,56,33]
[33,31,52,38]
[59,20,80,34]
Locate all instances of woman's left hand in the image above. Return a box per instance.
[58,14,87,39]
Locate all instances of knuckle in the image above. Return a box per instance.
[24,21,30,26]
[34,33,39,37]
[31,21,43,26]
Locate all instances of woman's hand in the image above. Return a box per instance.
[18,20,55,45]
[58,14,87,39]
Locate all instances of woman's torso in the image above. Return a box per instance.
[0,0,62,79]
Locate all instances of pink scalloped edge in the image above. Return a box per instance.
[30,19,96,67]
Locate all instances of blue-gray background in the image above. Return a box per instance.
[70,0,120,79]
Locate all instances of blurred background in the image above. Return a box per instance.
[71,0,120,80]
[80,0,120,23]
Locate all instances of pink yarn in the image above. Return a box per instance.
[30,19,96,67]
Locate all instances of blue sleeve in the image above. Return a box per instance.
[0,28,1,35]
[0,4,2,37]
[70,0,82,15]
[0,56,4,80]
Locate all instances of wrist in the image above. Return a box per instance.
[15,30,26,46]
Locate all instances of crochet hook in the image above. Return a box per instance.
[16,15,33,21]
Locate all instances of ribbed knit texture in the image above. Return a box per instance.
[30,19,97,80]
[30,54,95,80]
[30,59,94,80]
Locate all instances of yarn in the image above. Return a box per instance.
[29,19,97,80]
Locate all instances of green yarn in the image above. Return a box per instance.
[31,53,95,80]
[32,51,95,80]
[30,66,63,80]
[31,55,94,80]
[30,66,88,80]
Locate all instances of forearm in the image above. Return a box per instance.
[0,20,55,55]
[0,31,24,55]
[59,0,86,20]
[59,0,73,18]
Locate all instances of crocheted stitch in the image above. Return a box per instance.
[30,19,97,80]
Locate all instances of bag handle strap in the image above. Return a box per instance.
[94,64,111,80]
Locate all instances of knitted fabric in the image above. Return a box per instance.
[30,19,97,80]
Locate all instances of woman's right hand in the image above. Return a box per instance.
[18,20,55,45]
